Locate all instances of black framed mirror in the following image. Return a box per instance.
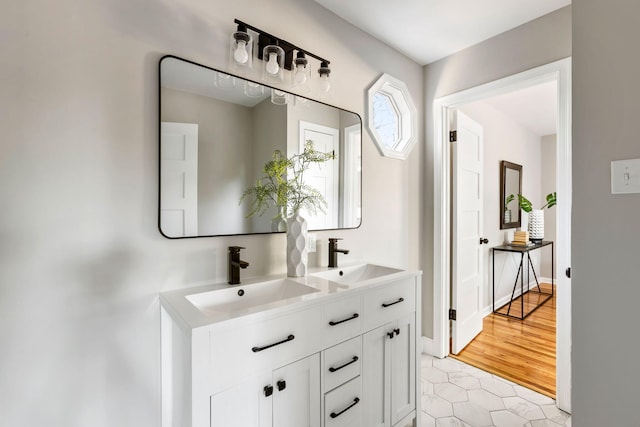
[500,160,522,230]
[158,55,362,238]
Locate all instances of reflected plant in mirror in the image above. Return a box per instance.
[240,141,335,231]
[158,55,362,238]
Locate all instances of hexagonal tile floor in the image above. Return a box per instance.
[421,354,571,427]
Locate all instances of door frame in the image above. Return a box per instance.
[431,57,572,411]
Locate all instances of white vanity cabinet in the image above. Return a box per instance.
[210,353,320,427]
[362,313,416,427]
[160,268,421,427]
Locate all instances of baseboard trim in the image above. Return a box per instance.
[482,279,555,317]
[422,336,435,356]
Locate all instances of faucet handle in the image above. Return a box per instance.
[229,246,246,252]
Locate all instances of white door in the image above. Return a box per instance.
[342,124,362,228]
[298,121,339,230]
[451,111,485,354]
[160,122,198,237]
[272,353,321,427]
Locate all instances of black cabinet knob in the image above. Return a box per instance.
[277,380,286,391]
[264,385,273,397]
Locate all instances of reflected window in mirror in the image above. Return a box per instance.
[158,55,362,238]
[500,160,522,229]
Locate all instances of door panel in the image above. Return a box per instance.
[273,354,321,427]
[451,111,484,354]
[160,122,198,237]
[391,314,415,425]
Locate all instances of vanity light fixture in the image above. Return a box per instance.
[232,19,332,96]
[291,51,310,89]
[262,41,285,82]
[230,23,253,70]
[317,61,333,99]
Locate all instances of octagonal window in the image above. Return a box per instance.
[366,73,417,160]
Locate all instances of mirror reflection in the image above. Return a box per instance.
[159,56,362,238]
[500,160,522,229]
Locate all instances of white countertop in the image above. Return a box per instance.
[160,261,422,331]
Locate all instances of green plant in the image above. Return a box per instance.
[240,140,335,220]
[518,192,556,213]
[504,194,515,212]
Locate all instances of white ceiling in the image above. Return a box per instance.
[314,0,564,135]
[473,80,558,136]
[313,0,571,65]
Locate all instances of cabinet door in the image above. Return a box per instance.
[210,371,272,427]
[272,353,321,427]
[390,313,416,426]
[362,323,392,427]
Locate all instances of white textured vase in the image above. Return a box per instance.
[286,213,308,277]
[504,209,512,223]
[528,209,544,243]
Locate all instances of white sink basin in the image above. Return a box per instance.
[186,279,320,314]
[311,263,402,284]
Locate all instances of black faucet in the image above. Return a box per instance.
[228,246,249,285]
[328,238,349,268]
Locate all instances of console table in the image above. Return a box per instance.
[491,241,554,320]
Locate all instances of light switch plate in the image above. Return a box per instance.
[611,158,640,194]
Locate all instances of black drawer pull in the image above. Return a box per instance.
[387,330,395,339]
[328,356,359,373]
[277,380,286,391]
[394,328,400,336]
[381,297,404,308]
[251,334,295,353]
[330,397,360,419]
[328,313,359,326]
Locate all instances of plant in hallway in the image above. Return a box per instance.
[518,192,556,243]
[240,140,334,276]
[517,192,556,212]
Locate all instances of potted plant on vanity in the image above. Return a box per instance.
[240,140,334,277]
[518,192,557,243]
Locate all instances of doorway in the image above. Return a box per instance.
[431,58,572,412]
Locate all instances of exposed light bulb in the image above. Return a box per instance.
[233,40,249,64]
[266,52,280,75]
[294,64,307,85]
[319,74,331,93]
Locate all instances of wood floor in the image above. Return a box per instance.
[451,283,556,398]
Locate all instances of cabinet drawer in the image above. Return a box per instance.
[323,336,361,392]
[210,306,322,392]
[324,376,362,427]
[322,295,362,347]
[363,278,415,331]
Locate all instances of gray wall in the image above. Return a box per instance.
[573,1,640,424]
[0,0,423,425]
[423,5,571,338]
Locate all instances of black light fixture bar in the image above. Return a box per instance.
[234,19,330,71]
